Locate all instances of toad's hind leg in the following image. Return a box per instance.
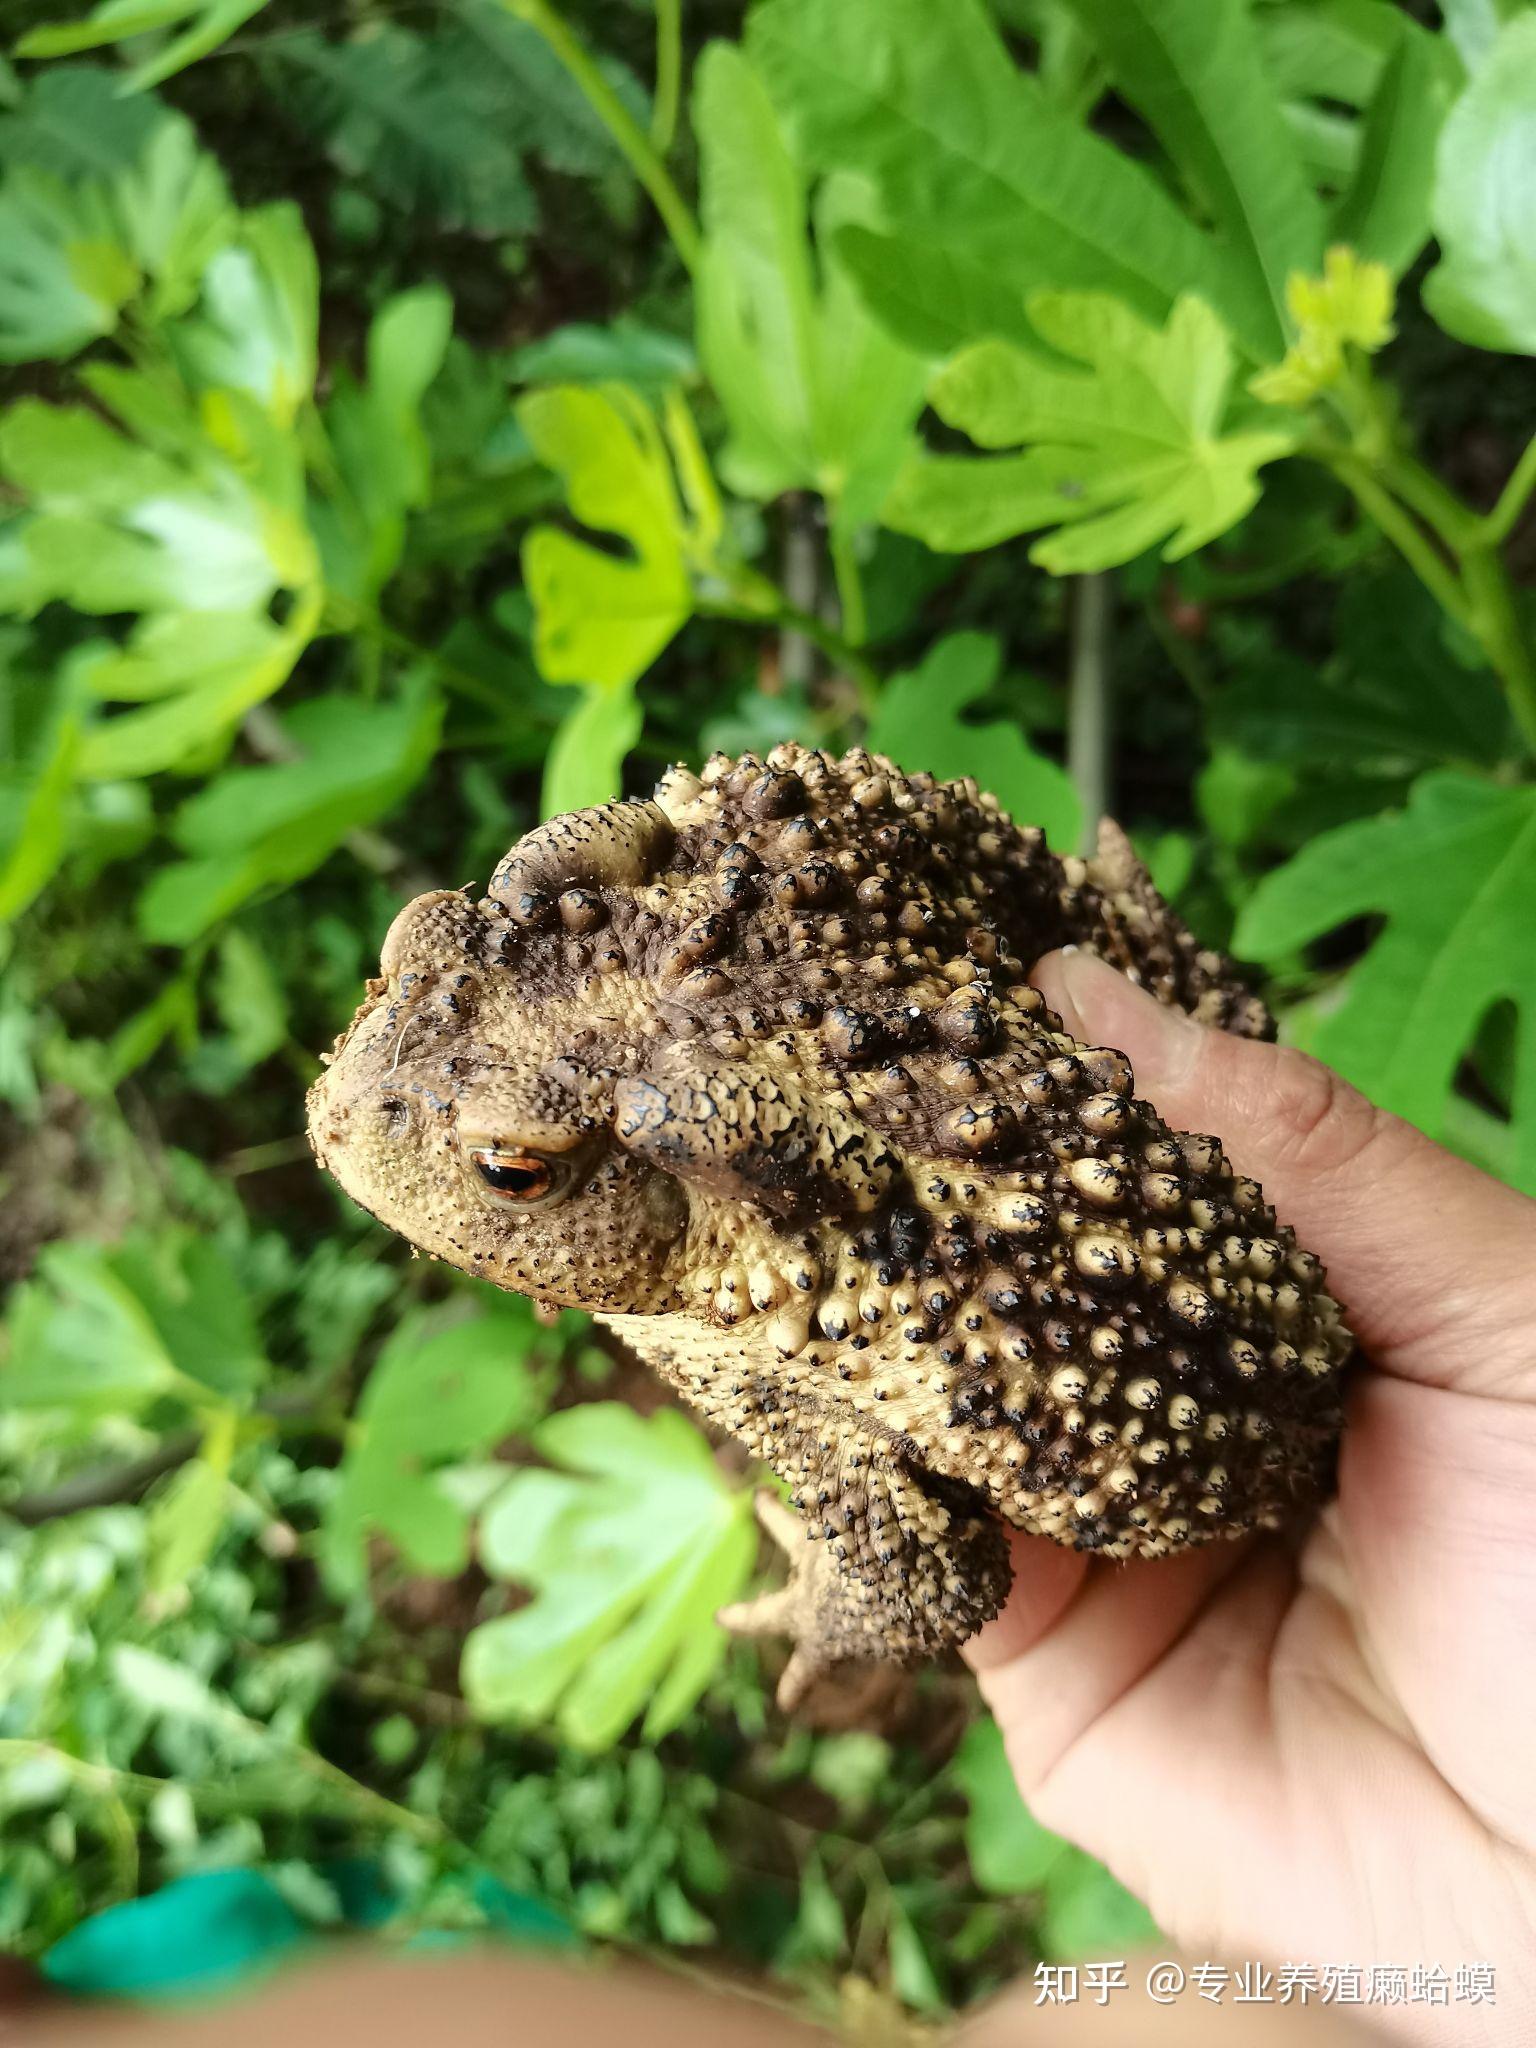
[717,1455,1012,1712]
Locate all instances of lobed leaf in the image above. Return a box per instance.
[748,0,1271,359]
[516,383,694,692]
[0,170,138,364]
[694,41,924,534]
[464,1403,756,1748]
[320,1295,551,1595]
[1057,0,1324,353]
[1423,13,1536,353]
[866,633,1081,851]
[1236,772,1536,1192]
[886,293,1296,573]
[137,676,442,941]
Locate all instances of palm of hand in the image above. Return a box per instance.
[969,952,1536,2038]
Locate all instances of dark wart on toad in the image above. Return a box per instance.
[308,745,1354,1709]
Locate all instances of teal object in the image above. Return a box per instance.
[42,1869,308,1999]
[470,1872,581,1949]
[41,1861,579,2002]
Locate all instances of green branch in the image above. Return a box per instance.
[1462,543,1536,757]
[500,0,702,272]
[1312,365,1536,762]
[698,592,879,717]
[0,1738,444,1845]
[1484,430,1536,548]
[827,522,867,650]
[651,0,682,154]
[1327,456,1473,633]
[1068,572,1114,852]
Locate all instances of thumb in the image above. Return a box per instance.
[1034,948,1536,1397]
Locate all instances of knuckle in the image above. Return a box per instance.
[1263,1047,1387,1180]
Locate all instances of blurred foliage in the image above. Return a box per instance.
[1,0,1535,2025]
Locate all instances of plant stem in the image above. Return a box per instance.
[1328,457,1473,631]
[1462,543,1536,755]
[699,594,879,717]
[778,496,819,692]
[501,0,702,273]
[827,521,867,649]
[1068,572,1113,851]
[0,1738,444,1844]
[1377,447,1480,555]
[650,0,682,154]
[1484,429,1536,547]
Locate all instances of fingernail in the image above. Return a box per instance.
[1055,949,1203,1090]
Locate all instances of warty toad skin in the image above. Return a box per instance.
[308,745,1353,1708]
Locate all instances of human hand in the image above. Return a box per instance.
[966,949,1536,2043]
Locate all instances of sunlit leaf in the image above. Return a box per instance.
[886,293,1296,573]
[1236,772,1536,1192]
[1424,14,1536,354]
[540,683,642,820]
[464,1403,756,1748]
[0,169,138,363]
[171,204,318,425]
[517,383,693,692]
[1436,0,1526,73]
[867,632,1081,850]
[0,383,314,618]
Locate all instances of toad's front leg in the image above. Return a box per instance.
[718,1450,1012,1711]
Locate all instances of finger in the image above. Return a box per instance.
[1033,948,1536,1398]
[968,1529,1263,1807]
[964,1541,1086,1676]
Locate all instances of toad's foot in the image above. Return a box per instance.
[718,1472,1012,1714]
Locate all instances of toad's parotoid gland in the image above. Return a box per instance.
[309,745,1353,1707]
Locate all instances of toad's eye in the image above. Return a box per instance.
[469,1147,565,1204]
